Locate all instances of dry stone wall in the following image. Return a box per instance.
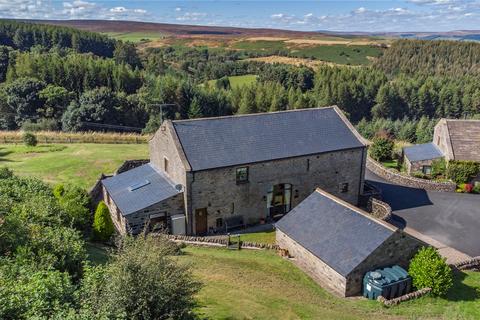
[367,157,456,192]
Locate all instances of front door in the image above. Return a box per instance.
[195,208,208,235]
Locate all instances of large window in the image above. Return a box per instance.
[236,167,249,184]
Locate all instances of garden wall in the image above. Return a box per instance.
[367,157,456,192]
[368,198,392,221]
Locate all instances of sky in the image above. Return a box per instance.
[1,0,480,32]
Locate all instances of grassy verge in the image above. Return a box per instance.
[237,230,276,244]
[0,130,148,144]
[381,159,399,170]
[180,246,480,319]
[0,143,149,189]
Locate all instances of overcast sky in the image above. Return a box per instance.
[1,0,479,32]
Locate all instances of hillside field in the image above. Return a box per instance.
[207,74,257,89]
[0,143,149,189]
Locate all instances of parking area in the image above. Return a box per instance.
[366,170,480,257]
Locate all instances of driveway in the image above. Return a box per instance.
[366,170,480,257]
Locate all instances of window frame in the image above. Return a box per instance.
[235,166,249,184]
[422,165,432,175]
[163,157,169,173]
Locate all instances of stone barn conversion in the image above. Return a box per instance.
[276,189,424,297]
[102,106,368,235]
[403,119,480,175]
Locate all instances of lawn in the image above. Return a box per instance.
[382,159,399,169]
[208,74,257,89]
[0,143,149,189]
[237,230,276,244]
[178,246,480,319]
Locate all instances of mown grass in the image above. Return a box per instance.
[208,74,257,89]
[0,143,149,189]
[179,246,480,320]
[237,230,276,244]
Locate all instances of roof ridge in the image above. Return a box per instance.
[314,188,397,232]
[172,106,336,124]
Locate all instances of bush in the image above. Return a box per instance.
[408,247,453,296]
[21,118,59,132]
[78,235,200,319]
[431,158,446,177]
[22,132,38,147]
[92,201,114,242]
[0,167,13,179]
[56,185,91,230]
[53,184,65,199]
[473,184,480,194]
[446,160,480,184]
[369,132,394,162]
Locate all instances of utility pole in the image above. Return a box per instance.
[151,103,177,123]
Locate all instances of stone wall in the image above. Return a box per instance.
[368,198,392,221]
[346,230,426,296]
[115,159,149,174]
[102,185,184,235]
[190,147,366,234]
[367,157,456,192]
[404,157,438,175]
[378,288,432,306]
[276,229,348,296]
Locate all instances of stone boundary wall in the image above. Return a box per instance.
[115,159,150,174]
[378,287,432,306]
[453,256,480,271]
[159,234,280,250]
[367,157,456,192]
[368,198,392,221]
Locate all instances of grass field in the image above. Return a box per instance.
[180,246,480,320]
[208,74,257,89]
[104,31,165,42]
[0,144,149,189]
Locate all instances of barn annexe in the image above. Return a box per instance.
[102,106,368,235]
[276,189,424,297]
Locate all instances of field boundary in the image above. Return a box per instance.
[0,131,149,144]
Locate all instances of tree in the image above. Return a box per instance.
[22,132,37,147]
[78,235,200,319]
[369,131,394,161]
[114,41,142,69]
[409,247,453,296]
[92,201,114,242]
[188,97,203,119]
[4,77,46,127]
[237,87,257,114]
[38,85,74,120]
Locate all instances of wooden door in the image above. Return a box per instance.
[195,208,208,235]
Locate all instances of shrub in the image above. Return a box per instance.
[431,158,446,177]
[56,186,91,230]
[408,247,453,296]
[473,184,480,194]
[92,201,114,242]
[446,160,480,184]
[369,132,394,162]
[78,235,200,319]
[53,184,65,199]
[0,167,13,179]
[22,132,38,147]
[464,183,473,193]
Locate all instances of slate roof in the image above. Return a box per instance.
[171,107,366,171]
[275,189,395,277]
[102,163,181,216]
[445,120,480,161]
[403,142,444,162]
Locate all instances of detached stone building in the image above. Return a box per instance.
[276,189,424,297]
[102,106,368,235]
[403,119,480,175]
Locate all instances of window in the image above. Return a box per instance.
[422,165,432,175]
[216,218,223,228]
[339,182,349,193]
[164,157,169,173]
[236,167,249,184]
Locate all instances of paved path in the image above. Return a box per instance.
[366,170,480,260]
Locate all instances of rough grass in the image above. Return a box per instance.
[0,143,149,189]
[0,130,148,144]
[208,74,257,89]
[178,246,480,320]
[104,31,164,42]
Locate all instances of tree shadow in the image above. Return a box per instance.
[0,148,14,163]
[365,179,433,211]
[444,270,480,302]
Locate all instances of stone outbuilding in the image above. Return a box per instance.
[103,106,368,235]
[402,142,444,175]
[276,189,424,297]
[403,119,480,175]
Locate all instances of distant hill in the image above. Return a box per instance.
[322,30,480,42]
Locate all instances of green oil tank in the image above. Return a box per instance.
[363,265,411,300]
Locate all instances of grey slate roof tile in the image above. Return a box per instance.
[172,107,365,171]
[275,190,395,277]
[403,142,444,162]
[102,163,181,216]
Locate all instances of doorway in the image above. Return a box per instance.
[195,208,208,235]
[267,183,292,219]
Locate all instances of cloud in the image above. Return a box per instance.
[176,12,207,22]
